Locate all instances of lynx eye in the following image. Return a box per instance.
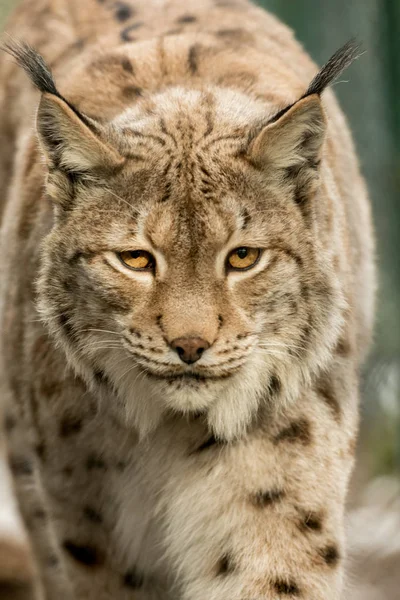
[118,250,154,271]
[227,247,261,271]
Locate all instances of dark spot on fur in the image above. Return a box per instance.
[188,44,200,74]
[123,85,143,98]
[216,28,254,45]
[86,454,107,470]
[62,466,74,477]
[121,22,144,42]
[177,14,197,23]
[9,456,34,476]
[93,369,110,386]
[121,57,134,73]
[316,377,341,422]
[193,434,221,453]
[4,413,17,432]
[123,568,144,588]
[33,508,47,520]
[320,544,340,567]
[348,436,357,457]
[251,489,285,508]
[35,442,46,461]
[268,375,281,395]
[59,415,82,437]
[274,580,300,595]
[300,511,323,533]
[63,541,103,566]
[47,555,60,567]
[217,554,235,576]
[274,418,311,446]
[216,28,242,37]
[335,337,352,356]
[165,28,183,36]
[83,506,103,524]
[59,313,76,342]
[115,2,133,22]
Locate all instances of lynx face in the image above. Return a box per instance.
[31,83,344,439]
[0,39,349,438]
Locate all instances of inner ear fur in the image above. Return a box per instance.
[37,93,124,173]
[249,95,326,172]
[37,94,125,205]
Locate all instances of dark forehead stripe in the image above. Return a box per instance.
[241,207,252,229]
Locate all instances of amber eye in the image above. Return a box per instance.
[227,247,261,270]
[118,250,154,271]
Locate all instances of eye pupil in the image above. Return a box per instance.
[130,250,141,259]
[227,247,261,271]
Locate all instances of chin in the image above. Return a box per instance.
[97,348,281,441]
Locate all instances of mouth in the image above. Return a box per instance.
[141,368,238,383]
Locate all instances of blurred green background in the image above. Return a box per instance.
[1,0,399,480]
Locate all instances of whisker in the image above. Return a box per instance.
[81,328,122,336]
[106,188,136,210]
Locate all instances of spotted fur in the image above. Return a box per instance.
[0,1,375,599]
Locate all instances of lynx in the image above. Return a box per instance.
[0,0,375,598]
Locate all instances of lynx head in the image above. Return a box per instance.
[4,41,359,440]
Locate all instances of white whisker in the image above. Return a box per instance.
[106,188,135,210]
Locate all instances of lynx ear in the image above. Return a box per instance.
[2,41,124,203]
[249,95,325,172]
[36,93,123,173]
[249,40,362,207]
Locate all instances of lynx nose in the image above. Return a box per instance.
[170,337,210,365]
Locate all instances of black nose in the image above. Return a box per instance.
[170,337,210,364]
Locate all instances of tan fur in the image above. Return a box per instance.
[0,1,375,598]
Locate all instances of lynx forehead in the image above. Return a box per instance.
[0,0,375,599]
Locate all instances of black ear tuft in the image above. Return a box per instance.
[267,40,362,125]
[1,39,60,96]
[1,38,95,127]
[303,39,362,98]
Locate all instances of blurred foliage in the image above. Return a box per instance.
[0,1,399,477]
